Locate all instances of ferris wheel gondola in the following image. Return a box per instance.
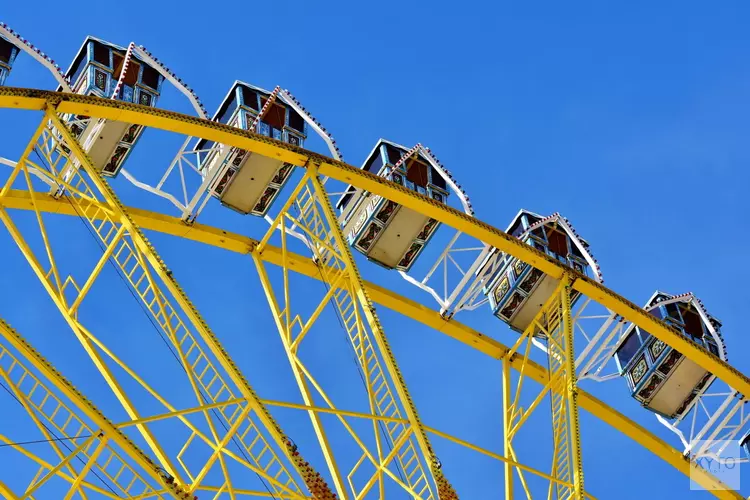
[196,82,309,216]
[0,35,19,86]
[58,37,166,177]
[613,291,726,420]
[335,140,468,272]
[51,35,209,199]
[137,80,343,223]
[476,210,602,334]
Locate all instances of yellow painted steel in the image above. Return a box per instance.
[0,121,182,485]
[0,432,124,499]
[42,107,317,499]
[0,318,173,498]
[22,435,97,499]
[0,109,328,498]
[254,253,348,498]
[0,188,742,498]
[0,87,741,405]
[0,89,745,498]
[308,169,452,499]
[0,187,742,498]
[253,171,349,500]
[559,276,584,499]
[253,168,456,499]
[563,281,585,499]
[502,358,514,500]
[0,481,20,500]
[63,437,110,500]
[500,280,585,500]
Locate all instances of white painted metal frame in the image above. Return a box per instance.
[120,84,344,233]
[400,231,494,315]
[426,211,603,319]
[49,38,209,200]
[573,292,748,464]
[0,21,72,92]
[362,141,482,314]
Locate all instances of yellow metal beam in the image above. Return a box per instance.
[0,480,20,500]
[0,431,123,499]
[255,170,446,498]
[43,107,323,499]
[253,254,348,498]
[63,437,109,500]
[308,171,451,497]
[0,88,744,497]
[501,281,583,499]
[501,358,513,500]
[560,275,584,499]
[0,317,182,498]
[0,189,736,497]
[22,435,97,499]
[0,88,741,403]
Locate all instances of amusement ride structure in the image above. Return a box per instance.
[0,22,748,499]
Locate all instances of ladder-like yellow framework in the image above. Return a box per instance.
[502,277,585,500]
[0,316,165,499]
[0,90,746,499]
[253,168,456,499]
[0,107,331,499]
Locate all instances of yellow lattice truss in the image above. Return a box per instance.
[0,89,745,500]
[502,277,586,500]
[0,107,325,499]
[253,168,455,499]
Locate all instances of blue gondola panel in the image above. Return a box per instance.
[0,36,20,86]
[197,81,306,216]
[61,36,164,176]
[612,291,724,419]
[480,210,601,335]
[741,431,749,457]
[335,139,449,272]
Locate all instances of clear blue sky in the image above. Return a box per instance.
[1,1,749,498]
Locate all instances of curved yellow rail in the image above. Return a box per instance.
[1,87,745,401]
[0,87,745,498]
[0,188,738,498]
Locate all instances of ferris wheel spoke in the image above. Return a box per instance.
[498,277,588,500]
[0,109,335,499]
[250,168,457,500]
[0,113,191,487]
[0,87,747,498]
[0,318,170,498]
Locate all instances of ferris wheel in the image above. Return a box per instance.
[0,22,748,500]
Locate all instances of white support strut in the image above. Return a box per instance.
[279,88,344,161]
[131,45,208,119]
[110,42,136,99]
[0,21,71,92]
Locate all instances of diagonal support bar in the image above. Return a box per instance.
[253,249,347,499]
[307,167,458,499]
[500,275,585,500]
[0,317,178,498]
[42,105,329,498]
